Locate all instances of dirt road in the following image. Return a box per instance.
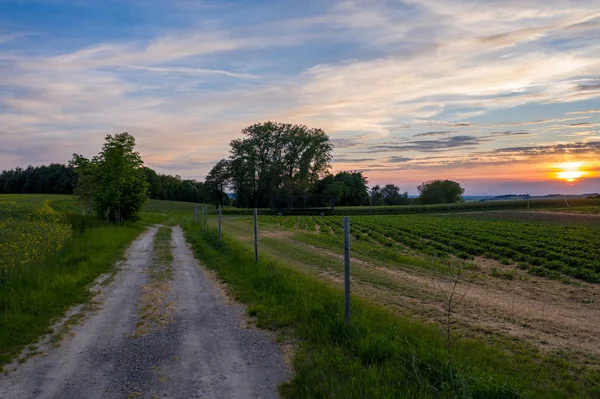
[0,225,288,399]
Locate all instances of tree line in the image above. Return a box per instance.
[0,137,209,214]
[2,124,465,216]
[204,121,464,208]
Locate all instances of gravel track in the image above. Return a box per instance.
[0,225,288,399]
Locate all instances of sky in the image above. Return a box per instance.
[1,0,600,195]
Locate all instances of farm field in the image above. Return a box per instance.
[210,210,600,384]
[3,194,600,397]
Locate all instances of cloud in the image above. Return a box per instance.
[490,141,600,156]
[364,135,489,153]
[567,109,600,115]
[119,65,258,79]
[575,82,600,91]
[489,130,531,136]
[387,156,412,163]
[413,131,453,137]
[566,123,600,127]
[331,137,366,149]
[2,0,600,185]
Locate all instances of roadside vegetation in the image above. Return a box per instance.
[0,194,144,367]
[182,220,600,398]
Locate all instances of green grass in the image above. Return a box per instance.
[0,194,146,367]
[216,199,600,216]
[0,194,204,367]
[182,221,600,398]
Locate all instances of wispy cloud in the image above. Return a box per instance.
[1,0,600,192]
[413,131,454,137]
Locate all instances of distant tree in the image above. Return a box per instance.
[205,159,230,208]
[70,154,96,215]
[314,171,369,206]
[370,185,385,206]
[381,184,409,205]
[0,164,76,194]
[417,180,464,204]
[93,132,149,222]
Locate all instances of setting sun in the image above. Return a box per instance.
[555,162,587,182]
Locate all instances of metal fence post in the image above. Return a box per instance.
[218,207,222,241]
[254,208,259,264]
[344,216,350,324]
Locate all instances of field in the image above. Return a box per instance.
[264,213,600,282]
[3,194,600,397]
[192,208,600,396]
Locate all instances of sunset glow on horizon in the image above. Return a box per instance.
[1,0,600,196]
[555,162,588,183]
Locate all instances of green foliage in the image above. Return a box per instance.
[418,180,465,204]
[144,167,206,203]
[0,195,144,366]
[314,171,370,206]
[0,164,76,194]
[71,133,149,222]
[380,184,410,205]
[274,214,600,283]
[204,159,231,207]
[224,121,333,207]
[182,223,600,398]
[93,132,149,221]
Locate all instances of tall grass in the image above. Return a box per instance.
[0,198,144,366]
[182,221,600,398]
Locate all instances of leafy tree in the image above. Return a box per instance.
[370,185,385,206]
[417,180,464,204]
[70,154,96,215]
[0,164,76,194]
[205,159,230,208]
[93,132,149,222]
[314,171,370,206]
[381,184,409,205]
[226,122,333,207]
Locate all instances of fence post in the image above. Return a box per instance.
[195,204,198,224]
[204,206,207,232]
[344,216,351,324]
[218,207,222,241]
[254,208,259,264]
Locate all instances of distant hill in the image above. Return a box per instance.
[483,193,599,202]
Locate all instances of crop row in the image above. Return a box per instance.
[264,214,600,283]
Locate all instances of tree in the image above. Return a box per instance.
[70,154,96,215]
[370,185,385,206]
[314,171,370,206]
[205,159,230,208]
[93,133,149,222]
[226,122,333,208]
[417,180,464,205]
[0,164,76,194]
[381,184,409,205]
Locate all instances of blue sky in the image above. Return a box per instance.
[1,0,600,195]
